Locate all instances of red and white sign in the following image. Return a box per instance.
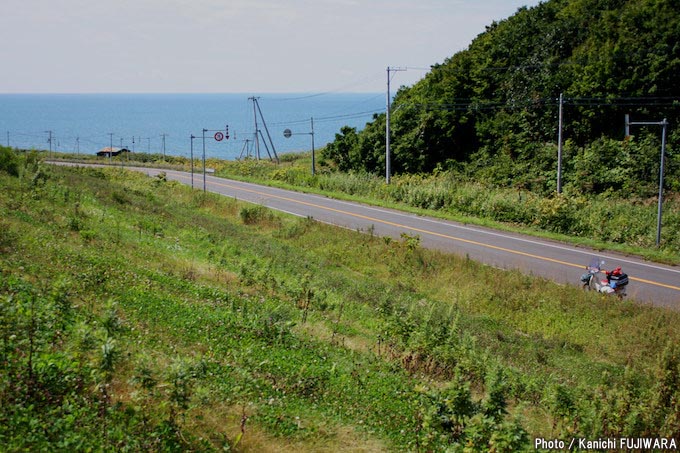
[214,132,224,141]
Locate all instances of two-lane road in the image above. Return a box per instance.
[57,163,680,309]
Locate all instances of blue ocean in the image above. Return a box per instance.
[0,93,384,160]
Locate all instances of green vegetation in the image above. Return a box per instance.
[40,140,680,262]
[212,155,680,263]
[46,150,193,172]
[325,0,680,189]
[186,2,680,262]
[5,1,678,448]
[2,148,680,451]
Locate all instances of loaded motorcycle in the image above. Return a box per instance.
[580,257,629,299]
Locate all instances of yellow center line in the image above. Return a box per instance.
[629,276,680,291]
[172,171,680,293]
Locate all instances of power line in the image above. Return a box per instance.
[388,95,680,113]
[272,73,385,101]
[315,110,382,124]
[269,108,383,127]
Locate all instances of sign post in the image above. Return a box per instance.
[283,118,315,175]
[195,125,231,192]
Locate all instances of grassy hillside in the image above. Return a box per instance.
[44,150,680,261]
[206,154,680,263]
[2,149,680,451]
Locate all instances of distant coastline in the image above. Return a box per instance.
[0,93,384,159]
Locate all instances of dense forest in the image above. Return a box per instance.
[324,0,680,196]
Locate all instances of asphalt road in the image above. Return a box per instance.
[55,163,680,309]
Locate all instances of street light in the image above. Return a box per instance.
[386,67,406,184]
[625,115,669,246]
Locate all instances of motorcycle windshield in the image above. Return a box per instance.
[587,257,601,272]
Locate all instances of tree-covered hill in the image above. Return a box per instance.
[325,0,680,195]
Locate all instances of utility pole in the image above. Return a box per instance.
[160,133,168,157]
[310,117,315,176]
[202,128,207,193]
[254,98,279,163]
[557,93,564,194]
[249,97,279,162]
[76,137,80,155]
[45,130,53,159]
[386,67,406,184]
[108,132,114,162]
[249,97,261,159]
[658,119,669,247]
[626,116,669,246]
[239,139,251,160]
[6,131,9,147]
[190,134,195,189]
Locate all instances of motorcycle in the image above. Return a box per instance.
[580,257,629,299]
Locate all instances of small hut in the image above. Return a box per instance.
[96,147,130,157]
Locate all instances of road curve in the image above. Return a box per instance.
[55,163,680,309]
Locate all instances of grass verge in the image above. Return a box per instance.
[1,151,679,451]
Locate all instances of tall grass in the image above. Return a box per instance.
[2,149,680,451]
[216,158,680,261]
[39,148,680,258]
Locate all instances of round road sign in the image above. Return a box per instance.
[283,129,292,138]
[214,132,224,141]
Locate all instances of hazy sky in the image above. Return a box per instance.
[1,0,543,94]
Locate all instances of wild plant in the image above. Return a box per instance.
[413,365,527,451]
[291,273,314,323]
[649,343,680,436]
[0,146,20,176]
[49,276,73,334]
[400,232,421,251]
[543,383,577,435]
[239,205,279,227]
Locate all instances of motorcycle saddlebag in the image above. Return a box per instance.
[609,273,629,287]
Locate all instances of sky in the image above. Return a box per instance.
[0,0,543,94]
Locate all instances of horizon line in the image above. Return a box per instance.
[0,90,384,96]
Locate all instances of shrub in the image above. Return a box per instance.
[536,194,583,234]
[0,146,20,176]
[416,367,528,451]
[0,219,17,251]
[239,205,278,226]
